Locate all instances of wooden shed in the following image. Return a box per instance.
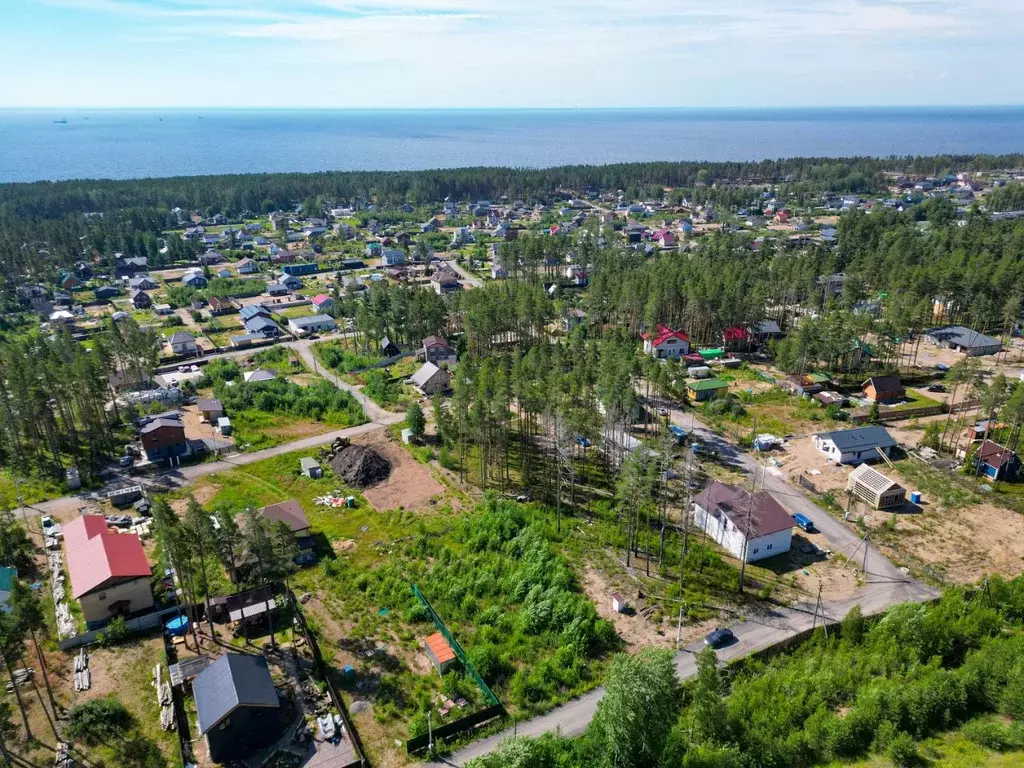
[423,632,456,675]
[846,464,906,510]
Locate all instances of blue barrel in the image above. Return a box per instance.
[909,491,921,504]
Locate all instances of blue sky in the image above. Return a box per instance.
[2,0,1022,108]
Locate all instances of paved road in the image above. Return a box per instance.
[432,578,933,767]
[432,405,937,767]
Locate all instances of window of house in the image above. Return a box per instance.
[97,592,106,601]
[752,548,759,555]
[767,543,773,550]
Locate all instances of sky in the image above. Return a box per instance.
[2,0,1023,108]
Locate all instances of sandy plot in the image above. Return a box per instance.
[355,434,445,512]
[583,565,676,649]
[860,499,1024,585]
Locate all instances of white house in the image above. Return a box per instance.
[381,249,406,266]
[167,331,198,356]
[812,425,897,466]
[692,481,794,563]
[641,324,690,359]
[288,314,337,335]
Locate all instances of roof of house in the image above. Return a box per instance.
[244,369,277,383]
[239,304,271,320]
[311,294,332,304]
[422,335,452,349]
[290,314,335,329]
[197,398,222,412]
[979,440,1017,468]
[424,632,456,664]
[245,316,278,333]
[815,425,896,452]
[753,319,782,335]
[299,457,319,471]
[863,375,904,395]
[688,378,730,392]
[0,567,17,593]
[193,653,279,735]
[411,362,449,388]
[64,517,151,599]
[168,331,195,345]
[63,514,110,553]
[925,325,1001,349]
[139,417,185,436]
[848,463,903,494]
[692,481,794,539]
[642,324,689,347]
[723,326,751,342]
[257,499,310,533]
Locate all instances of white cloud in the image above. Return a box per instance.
[12,0,1024,106]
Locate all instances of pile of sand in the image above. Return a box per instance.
[330,444,391,487]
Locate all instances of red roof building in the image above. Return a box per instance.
[64,515,154,626]
[722,326,752,351]
[642,324,691,359]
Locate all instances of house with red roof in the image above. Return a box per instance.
[642,324,690,359]
[651,229,677,248]
[722,326,752,352]
[311,294,334,312]
[64,515,154,628]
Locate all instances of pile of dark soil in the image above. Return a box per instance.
[330,445,391,488]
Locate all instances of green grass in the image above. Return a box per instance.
[0,467,69,507]
[251,344,308,375]
[832,726,1024,767]
[887,390,943,411]
[891,457,982,510]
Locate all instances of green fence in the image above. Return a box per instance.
[411,584,500,707]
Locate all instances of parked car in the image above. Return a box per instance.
[926,384,946,392]
[704,627,736,648]
[118,455,133,468]
[793,513,815,533]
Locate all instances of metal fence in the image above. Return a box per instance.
[411,584,500,707]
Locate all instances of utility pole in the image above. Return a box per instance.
[737,464,758,593]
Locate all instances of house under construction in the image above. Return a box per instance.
[846,463,906,510]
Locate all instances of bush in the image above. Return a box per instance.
[96,616,130,647]
[67,697,134,744]
[889,732,918,766]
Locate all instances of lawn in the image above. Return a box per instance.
[227,409,345,451]
[887,390,943,411]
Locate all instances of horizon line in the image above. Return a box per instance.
[3,104,1024,112]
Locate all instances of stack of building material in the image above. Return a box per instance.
[73,648,90,691]
[54,742,77,768]
[154,664,175,731]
